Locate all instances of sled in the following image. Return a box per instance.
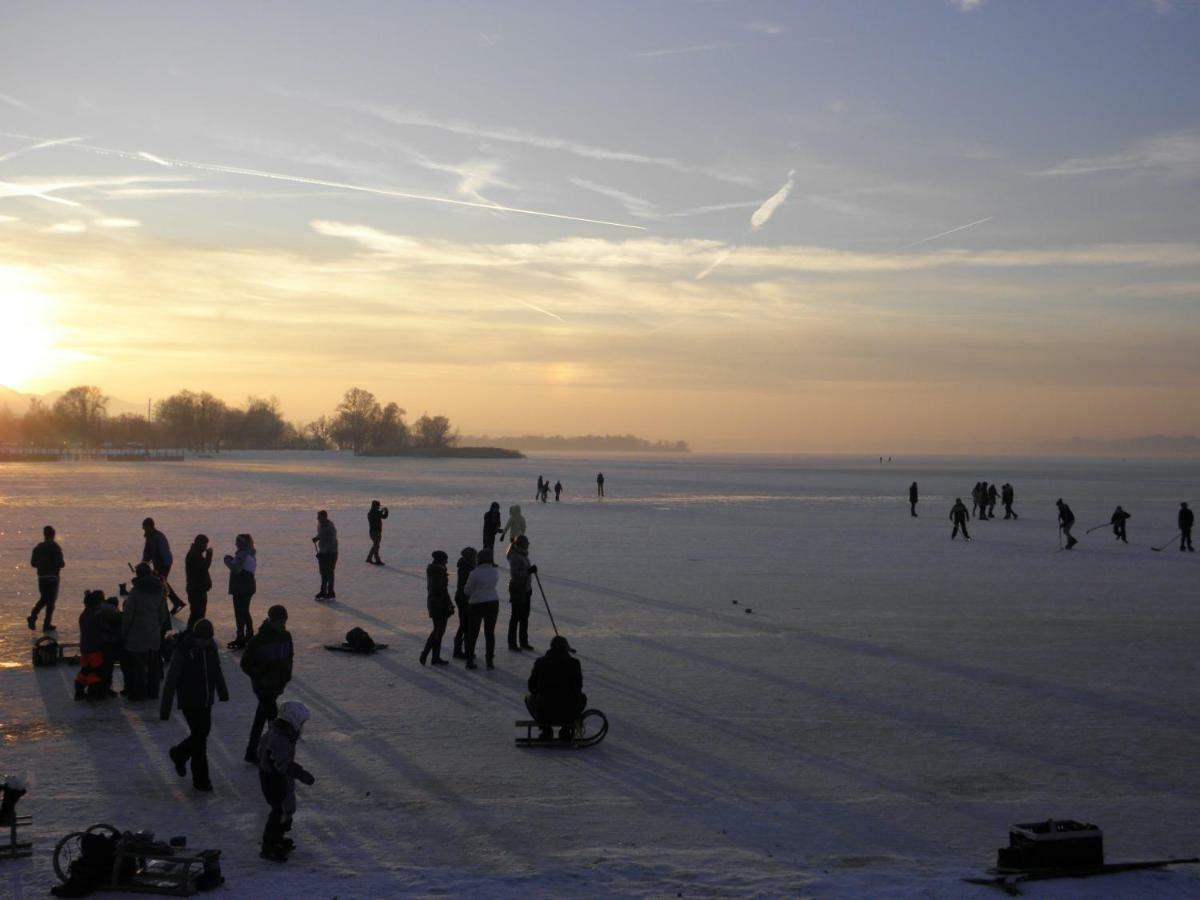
[0,813,32,861]
[54,824,223,896]
[965,858,1199,895]
[324,643,388,654]
[515,709,608,749]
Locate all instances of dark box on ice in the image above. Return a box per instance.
[996,819,1104,870]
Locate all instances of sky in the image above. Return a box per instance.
[1,0,1198,452]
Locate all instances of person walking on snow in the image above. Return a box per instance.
[1002,483,1018,519]
[421,551,454,666]
[161,618,228,793]
[240,604,293,764]
[1179,502,1194,552]
[463,547,501,670]
[258,700,315,863]
[1057,499,1078,549]
[224,534,258,649]
[366,500,388,565]
[535,476,544,501]
[1110,506,1132,544]
[312,510,338,600]
[971,483,982,518]
[908,482,919,517]
[987,483,999,518]
[185,535,213,632]
[597,472,605,498]
[950,498,971,541]
[482,502,502,551]
[506,535,537,653]
[28,525,64,632]
[500,504,526,547]
[554,480,563,502]
[452,547,477,659]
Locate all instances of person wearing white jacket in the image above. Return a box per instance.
[500,505,526,547]
[462,548,500,670]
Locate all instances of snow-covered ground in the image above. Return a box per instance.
[2,451,1199,898]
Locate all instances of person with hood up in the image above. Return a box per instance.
[506,534,537,652]
[161,618,228,792]
[452,547,476,659]
[1057,499,1078,549]
[258,699,315,862]
[1002,483,1018,519]
[75,590,118,701]
[949,498,971,542]
[463,547,500,670]
[120,564,170,701]
[482,502,502,550]
[185,535,213,631]
[1111,506,1132,544]
[499,504,526,547]
[224,534,258,649]
[28,525,65,632]
[142,517,184,616]
[1180,502,1195,552]
[311,511,338,600]
[908,482,919,517]
[421,551,454,666]
[240,604,293,764]
[366,500,388,565]
[525,634,586,741]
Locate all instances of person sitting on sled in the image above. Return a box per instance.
[525,635,586,742]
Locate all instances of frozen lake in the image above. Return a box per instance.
[2,451,1199,897]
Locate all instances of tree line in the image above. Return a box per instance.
[0,386,458,454]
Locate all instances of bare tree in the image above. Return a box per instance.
[331,387,381,453]
[52,385,108,447]
[412,414,458,450]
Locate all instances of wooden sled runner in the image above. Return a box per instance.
[324,643,388,653]
[515,709,608,749]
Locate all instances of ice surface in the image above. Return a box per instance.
[2,452,1199,897]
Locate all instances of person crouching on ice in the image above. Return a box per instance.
[259,700,315,862]
[526,635,586,742]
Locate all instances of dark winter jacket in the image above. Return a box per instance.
[483,508,502,541]
[1180,508,1195,530]
[160,632,228,716]
[240,619,293,695]
[506,544,532,593]
[79,597,119,655]
[30,540,65,578]
[528,646,584,718]
[120,574,169,653]
[454,555,475,606]
[908,483,918,503]
[426,563,453,619]
[225,547,257,598]
[368,506,388,537]
[1111,508,1131,525]
[185,545,213,593]
[1058,504,1076,527]
[950,501,969,524]
[142,529,173,572]
[314,519,338,556]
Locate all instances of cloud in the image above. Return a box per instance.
[0,214,19,224]
[0,92,25,109]
[751,170,795,231]
[1033,131,1200,180]
[45,220,87,234]
[662,200,761,218]
[93,217,141,229]
[950,0,983,10]
[349,136,517,204]
[569,178,660,219]
[0,136,84,165]
[746,21,785,35]
[0,174,189,208]
[896,216,992,251]
[635,42,731,58]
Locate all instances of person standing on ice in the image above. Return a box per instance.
[482,502,502,550]
[28,525,64,632]
[500,504,526,547]
[463,547,501,670]
[1180,502,1195,552]
[949,498,971,541]
[365,500,388,566]
[987,483,999,518]
[535,476,544,500]
[908,482,919,517]
[421,551,453,666]
[597,472,605,498]
[1002,483,1018,519]
[1110,506,1131,544]
[142,517,184,616]
[120,564,170,701]
[258,700,315,863]
[312,510,338,600]
[185,535,213,632]
[1056,499,1078,549]
[224,534,258,649]
[452,547,476,659]
[240,604,293,764]
[161,618,228,793]
[506,535,536,653]
[554,480,563,502]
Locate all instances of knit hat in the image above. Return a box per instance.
[192,619,214,639]
[268,604,288,622]
[278,700,310,730]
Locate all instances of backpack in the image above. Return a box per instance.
[345,627,376,653]
[32,636,61,668]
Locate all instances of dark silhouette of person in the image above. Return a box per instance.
[463,547,500,670]
[224,533,258,649]
[240,605,293,764]
[1002,483,1018,519]
[978,482,990,519]
[421,551,453,666]
[597,472,605,498]
[161,617,228,792]
[1179,502,1195,552]
[482,502,502,550]
[1110,506,1131,543]
[312,510,338,600]
[120,564,169,701]
[1057,499,1077,549]
[185,534,213,631]
[909,482,919,517]
[28,525,64,632]
[971,482,982,518]
[949,498,971,541]
[75,590,117,701]
[554,480,563,502]
[452,547,476,659]
[366,500,388,565]
[535,476,544,501]
[525,635,586,741]
[540,479,550,503]
[142,517,184,615]
[506,535,536,652]
[987,483,999,518]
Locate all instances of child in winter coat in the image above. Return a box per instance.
[421,551,454,666]
[258,700,315,862]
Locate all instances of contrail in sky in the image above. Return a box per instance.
[0,136,83,165]
[698,169,795,278]
[0,131,646,230]
[516,299,565,322]
[896,216,993,251]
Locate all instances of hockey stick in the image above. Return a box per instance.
[533,572,575,652]
[1152,532,1181,552]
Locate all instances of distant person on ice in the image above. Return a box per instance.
[463,547,500,670]
[525,635,586,742]
[540,479,550,503]
[554,480,563,502]
[949,498,971,541]
[507,535,536,653]
[142,517,184,616]
[1002,483,1018,519]
[312,510,338,600]
[482,502,502,550]
[971,483,982,518]
[1179,502,1194,552]
[597,472,605,498]
[28,525,64,632]
[452,547,476,659]
[1057,499,1078,549]
[240,604,293,764]
[258,700,315,863]
[500,504,526,547]
[421,550,453,666]
[987,483,999,518]
[535,476,544,500]
[224,534,258,649]
[908,482,919,517]
[161,618,228,793]
[1110,506,1131,544]
[366,500,388,566]
[185,534,213,631]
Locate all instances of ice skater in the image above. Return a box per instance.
[161,618,228,793]
[463,548,501,670]
[28,525,64,632]
[482,501,502,550]
[312,510,338,600]
[1110,506,1131,544]
[224,534,257,649]
[950,498,971,541]
[525,635,586,742]
[452,547,476,659]
[987,483,999,518]
[240,604,293,764]
[1179,502,1194,552]
[971,483,982,518]
[908,482,919,517]
[142,517,184,615]
[535,476,544,500]
[366,500,389,565]
[500,504,526,547]
[184,535,213,631]
[597,472,605,498]
[1057,499,1078,549]
[554,480,563,502]
[258,700,315,862]
[1002,483,1018,519]
[421,551,453,666]
[506,535,536,653]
